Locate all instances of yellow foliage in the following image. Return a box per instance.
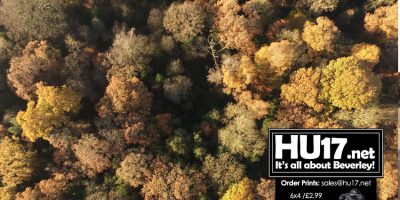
[0,138,35,186]
[377,161,398,200]
[221,178,256,200]
[302,17,340,52]
[16,84,81,141]
[236,91,271,119]
[351,43,380,68]
[255,40,296,76]
[0,186,16,200]
[105,76,153,115]
[364,3,398,41]
[222,55,256,94]
[281,67,323,112]
[319,56,381,110]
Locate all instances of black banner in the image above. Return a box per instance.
[268,129,383,177]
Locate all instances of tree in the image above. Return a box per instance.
[7,41,62,100]
[219,104,266,160]
[351,43,381,69]
[319,56,381,110]
[0,137,35,186]
[302,17,341,52]
[211,54,256,95]
[364,3,398,41]
[72,134,112,177]
[97,76,153,116]
[0,186,16,200]
[334,105,397,128]
[363,0,396,11]
[147,8,164,32]
[214,0,261,54]
[280,67,323,112]
[116,152,153,188]
[255,40,297,76]
[256,178,275,199]
[221,178,257,200]
[167,129,192,156]
[377,160,398,200]
[107,28,155,70]
[16,84,81,141]
[16,173,70,200]
[202,153,245,194]
[301,0,340,13]
[142,161,208,200]
[235,91,272,119]
[163,75,192,103]
[163,2,206,42]
[0,0,68,40]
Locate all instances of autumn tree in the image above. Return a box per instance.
[16,173,70,200]
[116,152,153,188]
[98,129,126,156]
[72,134,112,177]
[221,178,257,200]
[334,105,397,128]
[377,160,398,199]
[208,54,255,95]
[0,0,68,40]
[219,104,266,160]
[351,43,381,69]
[214,0,261,54]
[302,17,341,52]
[202,153,245,194]
[301,0,340,13]
[0,186,16,200]
[97,76,152,116]
[141,161,208,200]
[107,28,156,71]
[0,137,35,186]
[363,0,396,11]
[163,2,206,42]
[17,84,81,141]
[280,67,323,112]
[147,8,164,32]
[319,56,381,110]
[364,3,398,41]
[7,41,62,100]
[255,40,297,76]
[256,178,275,199]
